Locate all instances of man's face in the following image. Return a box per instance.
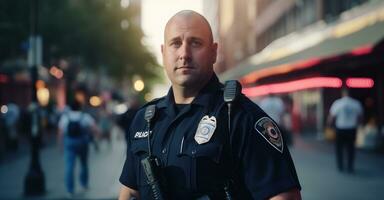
[161,15,217,88]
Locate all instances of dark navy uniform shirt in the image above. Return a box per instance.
[120,75,301,200]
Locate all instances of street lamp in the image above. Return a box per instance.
[24,0,45,196]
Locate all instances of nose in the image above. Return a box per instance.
[178,43,191,62]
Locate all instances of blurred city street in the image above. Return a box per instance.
[0,127,126,200]
[1,129,384,200]
[1,1,384,199]
[293,136,384,200]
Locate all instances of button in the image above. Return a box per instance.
[191,149,196,155]
[162,148,167,154]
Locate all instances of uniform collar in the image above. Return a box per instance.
[157,74,223,110]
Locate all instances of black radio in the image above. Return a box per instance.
[141,105,167,200]
[141,156,166,200]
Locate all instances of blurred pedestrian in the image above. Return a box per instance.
[282,97,294,146]
[116,97,140,144]
[3,103,20,151]
[327,88,363,173]
[259,94,294,145]
[58,100,99,196]
[259,94,284,125]
[98,105,113,147]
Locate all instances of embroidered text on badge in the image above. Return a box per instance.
[254,117,284,153]
[134,131,151,139]
[194,115,217,144]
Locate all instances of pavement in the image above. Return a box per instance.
[1,129,384,200]
[0,127,126,200]
[293,135,384,200]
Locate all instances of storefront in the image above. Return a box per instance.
[219,7,384,149]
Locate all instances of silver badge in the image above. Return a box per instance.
[194,115,216,144]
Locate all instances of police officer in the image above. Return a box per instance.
[119,10,301,200]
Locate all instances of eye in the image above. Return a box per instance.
[191,40,202,47]
[170,40,182,48]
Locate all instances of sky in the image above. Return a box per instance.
[141,0,203,65]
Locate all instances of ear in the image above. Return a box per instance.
[211,42,218,64]
[161,44,164,55]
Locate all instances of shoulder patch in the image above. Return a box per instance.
[254,117,284,153]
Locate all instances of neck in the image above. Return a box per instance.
[172,85,200,104]
[172,77,212,104]
[171,73,214,104]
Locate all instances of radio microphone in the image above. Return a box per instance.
[142,105,166,200]
[144,105,156,156]
[145,104,156,122]
[224,80,242,127]
[223,80,242,200]
[224,80,242,103]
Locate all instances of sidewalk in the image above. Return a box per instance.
[291,135,384,200]
[0,127,126,200]
[1,131,384,199]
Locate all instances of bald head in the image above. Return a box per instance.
[164,10,214,43]
[161,10,218,102]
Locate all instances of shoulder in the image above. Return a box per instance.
[129,97,166,125]
[331,98,343,107]
[82,113,95,123]
[59,112,69,120]
[230,94,273,129]
[330,99,341,113]
[237,94,267,118]
[351,98,363,110]
[58,114,69,127]
[351,98,362,105]
[232,94,286,153]
[136,96,166,114]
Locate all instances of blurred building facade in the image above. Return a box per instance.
[217,0,384,148]
[0,1,146,158]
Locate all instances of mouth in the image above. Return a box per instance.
[175,65,194,70]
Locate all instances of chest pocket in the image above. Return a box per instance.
[130,139,148,156]
[179,135,226,191]
[182,140,223,163]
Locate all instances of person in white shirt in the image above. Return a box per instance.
[259,95,295,146]
[259,94,285,125]
[328,88,363,173]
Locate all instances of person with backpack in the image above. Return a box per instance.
[58,100,98,197]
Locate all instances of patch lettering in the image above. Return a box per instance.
[134,131,151,139]
[254,117,284,153]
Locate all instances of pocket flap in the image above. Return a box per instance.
[184,142,223,163]
[130,139,148,155]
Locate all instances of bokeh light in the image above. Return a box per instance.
[37,88,50,106]
[89,96,102,107]
[1,105,8,114]
[134,79,145,92]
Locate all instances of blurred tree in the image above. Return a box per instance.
[0,0,30,71]
[0,0,161,84]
